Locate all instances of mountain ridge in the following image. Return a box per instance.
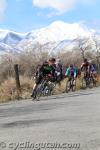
[0,21,99,55]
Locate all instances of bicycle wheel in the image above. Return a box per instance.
[66,80,71,93]
[72,78,76,92]
[44,81,56,96]
[32,86,41,101]
[88,76,94,88]
[92,75,97,87]
[48,81,56,95]
[32,81,45,100]
[43,85,51,96]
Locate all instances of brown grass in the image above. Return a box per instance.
[54,77,81,94]
[0,76,33,103]
[0,75,100,103]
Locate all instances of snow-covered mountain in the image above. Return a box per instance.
[26,21,94,44]
[0,21,99,55]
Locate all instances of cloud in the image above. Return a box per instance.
[32,0,98,17]
[33,0,76,15]
[0,0,7,21]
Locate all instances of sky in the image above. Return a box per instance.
[0,0,100,32]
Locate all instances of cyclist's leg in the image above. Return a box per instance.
[85,71,90,86]
[72,77,76,91]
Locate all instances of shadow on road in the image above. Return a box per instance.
[2,117,68,128]
[41,90,97,101]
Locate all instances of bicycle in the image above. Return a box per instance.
[81,71,96,88]
[89,72,98,87]
[32,76,56,100]
[65,76,76,93]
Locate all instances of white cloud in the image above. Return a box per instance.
[0,0,7,21]
[33,0,76,15]
[32,0,97,16]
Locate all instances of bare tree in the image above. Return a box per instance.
[92,35,100,71]
[76,37,92,60]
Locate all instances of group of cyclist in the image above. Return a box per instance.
[31,57,98,98]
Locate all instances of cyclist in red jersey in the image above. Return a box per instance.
[81,58,91,79]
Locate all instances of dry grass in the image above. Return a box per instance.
[54,77,82,94]
[0,75,100,103]
[54,75,100,94]
[0,76,33,103]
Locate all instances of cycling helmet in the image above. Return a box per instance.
[70,64,73,68]
[49,58,56,62]
[84,58,88,63]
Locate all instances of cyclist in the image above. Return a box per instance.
[55,59,63,82]
[81,58,90,77]
[31,58,56,98]
[65,64,77,80]
[88,60,98,80]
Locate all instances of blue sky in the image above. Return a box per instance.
[0,0,100,32]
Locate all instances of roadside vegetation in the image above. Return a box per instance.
[0,50,100,103]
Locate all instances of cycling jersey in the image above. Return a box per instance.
[55,62,63,81]
[40,65,55,76]
[35,62,56,84]
[81,62,90,72]
[65,67,77,78]
[90,64,97,72]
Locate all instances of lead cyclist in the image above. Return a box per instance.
[31,58,56,98]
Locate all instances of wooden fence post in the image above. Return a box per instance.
[14,64,21,93]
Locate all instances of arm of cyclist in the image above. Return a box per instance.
[73,68,77,78]
[65,68,70,77]
[65,67,77,78]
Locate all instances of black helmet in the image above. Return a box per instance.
[84,58,87,63]
[70,64,73,68]
[49,58,56,62]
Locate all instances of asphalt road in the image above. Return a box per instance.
[0,87,100,150]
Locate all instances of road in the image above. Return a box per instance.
[0,87,100,150]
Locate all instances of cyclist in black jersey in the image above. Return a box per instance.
[31,58,56,97]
